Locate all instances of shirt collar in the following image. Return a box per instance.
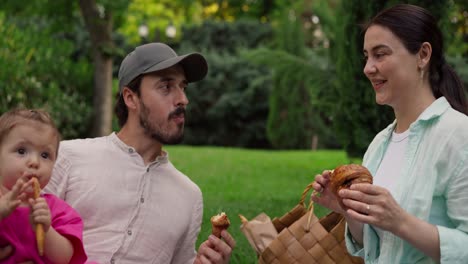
[416,96,450,122]
[380,97,450,138]
[109,132,168,163]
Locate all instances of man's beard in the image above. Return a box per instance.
[139,101,185,145]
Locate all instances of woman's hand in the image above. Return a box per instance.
[340,183,408,233]
[311,170,346,214]
[341,183,441,261]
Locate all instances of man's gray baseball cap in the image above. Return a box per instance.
[118,42,208,92]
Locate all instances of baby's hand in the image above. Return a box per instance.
[0,179,27,220]
[29,197,51,232]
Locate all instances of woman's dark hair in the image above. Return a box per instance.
[114,75,142,127]
[365,4,467,115]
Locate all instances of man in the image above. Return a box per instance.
[43,43,235,263]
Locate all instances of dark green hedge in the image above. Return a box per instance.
[177,20,274,148]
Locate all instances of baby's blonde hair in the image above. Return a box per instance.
[0,108,61,155]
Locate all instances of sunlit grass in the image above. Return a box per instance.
[166,145,352,263]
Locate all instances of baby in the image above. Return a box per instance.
[0,109,87,263]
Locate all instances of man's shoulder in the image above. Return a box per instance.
[59,135,112,156]
[164,161,202,197]
[61,135,109,148]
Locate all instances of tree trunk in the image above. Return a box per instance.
[78,0,114,137]
[91,53,113,136]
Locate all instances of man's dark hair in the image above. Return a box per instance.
[114,75,143,127]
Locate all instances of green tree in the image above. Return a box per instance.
[179,20,274,148]
[328,1,391,158]
[0,13,93,139]
[247,6,321,149]
[196,0,277,22]
[118,0,203,45]
[0,0,130,136]
[78,0,127,136]
[446,1,468,89]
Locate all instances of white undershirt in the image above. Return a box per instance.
[373,129,410,193]
[372,129,410,240]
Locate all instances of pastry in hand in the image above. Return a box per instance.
[330,164,373,208]
[211,212,230,238]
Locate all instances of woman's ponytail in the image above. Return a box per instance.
[430,59,468,115]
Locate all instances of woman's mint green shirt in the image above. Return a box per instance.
[345,97,468,264]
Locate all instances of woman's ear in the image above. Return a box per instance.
[122,87,138,111]
[418,42,432,70]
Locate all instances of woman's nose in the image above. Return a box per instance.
[363,60,377,76]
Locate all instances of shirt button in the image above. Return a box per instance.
[146,167,149,172]
[128,148,134,153]
[140,197,145,203]
[127,230,132,236]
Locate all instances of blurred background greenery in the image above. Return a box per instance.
[0,0,466,158]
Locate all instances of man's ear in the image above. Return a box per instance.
[418,42,432,70]
[122,87,139,111]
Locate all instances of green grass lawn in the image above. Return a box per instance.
[165,145,353,263]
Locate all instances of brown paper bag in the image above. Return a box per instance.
[240,213,278,255]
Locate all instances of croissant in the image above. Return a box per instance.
[210,212,230,238]
[330,164,373,208]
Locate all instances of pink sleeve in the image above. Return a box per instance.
[45,194,88,264]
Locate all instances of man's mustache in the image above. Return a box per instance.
[169,107,186,119]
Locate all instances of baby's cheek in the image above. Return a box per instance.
[2,177,18,191]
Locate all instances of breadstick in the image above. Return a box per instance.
[32,177,45,256]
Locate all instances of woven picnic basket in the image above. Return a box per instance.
[258,182,364,264]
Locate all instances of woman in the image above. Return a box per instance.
[312,4,468,264]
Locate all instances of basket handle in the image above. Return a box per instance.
[272,182,319,233]
[299,182,318,231]
[299,182,315,206]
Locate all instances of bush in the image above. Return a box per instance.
[0,14,93,139]
[180,20,273,53]
[177,20,274,148]
[245,7,339,150]
[182,50,272,148]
